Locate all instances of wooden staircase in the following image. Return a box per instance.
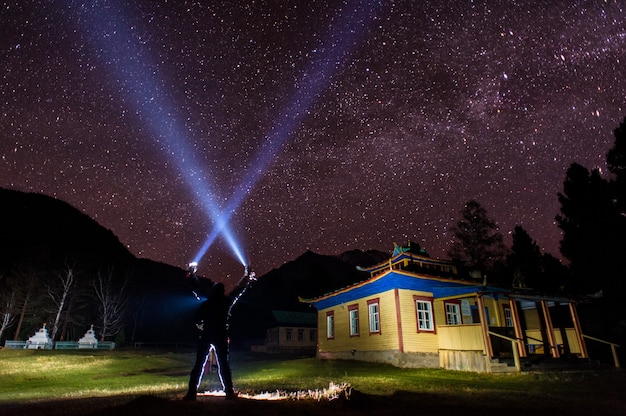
[488,358,519,373]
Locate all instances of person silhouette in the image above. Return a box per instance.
[184,281,235,400]
[184,267,256,400]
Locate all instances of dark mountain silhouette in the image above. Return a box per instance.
[0,187,198,343]
[228,249,389,345]
[0,187,134,273]
[337,248,391,269]
[0,187,391,346]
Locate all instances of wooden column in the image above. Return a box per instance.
[509,299,527,358]
[477,295,493,357]
[540,300,560,358]
[394,288,404,353]
[569,303,588,358]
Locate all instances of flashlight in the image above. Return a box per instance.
[237,265,256,286]
[187,262,198,278]
[245,265,257,281]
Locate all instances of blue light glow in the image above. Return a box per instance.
[67,1,247,266]
[67,0,380,271]
[193,0,381,264]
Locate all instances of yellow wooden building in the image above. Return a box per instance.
[301,244,592,373]
[251,310,317,355]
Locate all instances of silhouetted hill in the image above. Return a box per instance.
[337,249,390,269]
[0,188,198,343]
[228,249,390,344]
[0,187,134,274]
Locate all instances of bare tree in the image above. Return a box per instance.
[45,263,77,342]
[93,268,129,341]
[0,288,17,342]
[11,266,41,340]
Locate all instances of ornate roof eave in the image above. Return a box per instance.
[300,268,486,306]
[506,290,583,304]
[357,251,457,274]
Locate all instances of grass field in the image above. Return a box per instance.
[1,348,625,416]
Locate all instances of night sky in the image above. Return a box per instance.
[2,1,625,285]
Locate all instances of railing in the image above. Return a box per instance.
[55,341,80,349]
[488,331,522,372]
[583,335,621,368]
[4,340,27,349]
[2,340,116,350]
[97,342,116,350]
[525,328,583,355]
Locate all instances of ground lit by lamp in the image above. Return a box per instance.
[198,382,352,401]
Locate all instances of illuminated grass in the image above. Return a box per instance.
[1,349,624,406]
[0,349,192,401]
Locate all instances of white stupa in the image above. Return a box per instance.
[26,324,52,349]
[78,325,98,349]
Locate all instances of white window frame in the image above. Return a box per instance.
[326,311,334,339]
[368,299,380,333]
[349,305,360,336]
[445,301,461,325]
[415,297,435,332]
[503,305,514,327]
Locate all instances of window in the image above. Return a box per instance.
[471,305,490,325]
[326,311,334,339]
[286,328,292,341]
[503,305,513,327]
[445,301,461,325]
[368,299,380,333]
[298,329,304,341]
[310,330,316,342]
[349,304,359,336]
[415,296,435,332]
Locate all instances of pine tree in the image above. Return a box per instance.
[507,226,542,289]
[607,117,626,214]
[556,163,621,295]
[448,200,507,282]
[507,226,569,292]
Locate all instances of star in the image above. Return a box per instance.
[1,0,624,281]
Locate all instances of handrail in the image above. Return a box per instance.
[583,334,620,368]
[524,335,543,344]
[488,331,522,344]
[488,331,522,372]
[583,335,620,347]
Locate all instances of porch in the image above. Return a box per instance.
[437,296,620,372]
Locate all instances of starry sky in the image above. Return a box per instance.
[2,0,625,285]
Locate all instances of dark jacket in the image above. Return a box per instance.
[194,283,229,339]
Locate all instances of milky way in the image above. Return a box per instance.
[1,1,625,285]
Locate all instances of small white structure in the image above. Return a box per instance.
[26,324,52,349]
[78,325,98,349]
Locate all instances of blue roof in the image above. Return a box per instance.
[304,270,490,310]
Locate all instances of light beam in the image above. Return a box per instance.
[193,0,382,264]
[64,1,247,266]
[65,0,381,270]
